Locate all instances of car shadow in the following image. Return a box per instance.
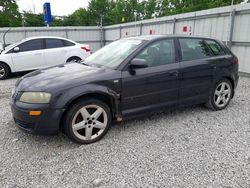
[9,71,31,79]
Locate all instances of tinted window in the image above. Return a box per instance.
[206,40,226,56]
[17,39,44,52]
[46,39,65,49]
[136,39,175,67]
[63,40,75,46]
[179,38,210,61]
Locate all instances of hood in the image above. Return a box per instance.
[17,63,113,92]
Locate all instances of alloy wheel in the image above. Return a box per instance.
[0,66,5,78]
[71,104,108,141]
[213,82,231,108]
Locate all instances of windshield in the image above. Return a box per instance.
[84,39,143,69]
[3,38,26,52]
[4,41,21,51]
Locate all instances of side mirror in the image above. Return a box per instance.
[130,58,148,69]
[13,47,20,52]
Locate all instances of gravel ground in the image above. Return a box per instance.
[0,75,249,188]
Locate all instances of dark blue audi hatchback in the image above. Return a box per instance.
[11,35,239,144]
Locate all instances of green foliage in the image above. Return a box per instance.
[0,0,21,27]
[0,0,248,27]
[22,11,44,27]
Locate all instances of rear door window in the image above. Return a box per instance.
[45,39,65,49]
[205,40,226,56]
[179,38,210,61]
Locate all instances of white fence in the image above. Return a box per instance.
[1,3,250,73]
[0,27,101,52]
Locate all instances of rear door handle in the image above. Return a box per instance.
[34,53,42,55]
[211,64,217,69]
[169,71,179,77]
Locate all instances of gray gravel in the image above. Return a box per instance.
[0,75,249,188]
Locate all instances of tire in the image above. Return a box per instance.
[63,98,112,144]
[0,63,10,80]
[206,79,233,111]
[66,57,81,63]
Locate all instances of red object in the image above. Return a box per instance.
[149,30,153,35]
[81,46,90,52]
[235,57,239,64]
[182,26,187,32]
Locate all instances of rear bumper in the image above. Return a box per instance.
[11,101,64,135]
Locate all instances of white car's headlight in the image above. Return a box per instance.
[19,92,51,104]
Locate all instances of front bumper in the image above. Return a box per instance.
[11,100,64,135]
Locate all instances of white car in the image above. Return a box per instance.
[0,36,91,80]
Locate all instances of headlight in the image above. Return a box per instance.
[19,92,51,104]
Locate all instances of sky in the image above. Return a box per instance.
[17,0,89,16]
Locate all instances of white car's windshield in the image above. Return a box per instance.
[4,39,26,52]
[4,43,16,51]
[84,39,143,69]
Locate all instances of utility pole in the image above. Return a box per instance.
[227,0,234,46]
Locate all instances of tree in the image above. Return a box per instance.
[140,0,160,19]
[159,0,245,16]
[22,11,44,27]
[88,0,115,26]
[0,0,21,27]
[71,8,92,26]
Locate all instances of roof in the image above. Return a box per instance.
[126,34,218,41]
[23,36,75,42]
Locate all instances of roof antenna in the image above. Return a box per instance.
[3,28,11,50]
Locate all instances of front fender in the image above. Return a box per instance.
[51,84,120,110]
[0,54,15,72]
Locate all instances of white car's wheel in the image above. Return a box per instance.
[66,57,81,63]
[0,63,10,80]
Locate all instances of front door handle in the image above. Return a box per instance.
[34,53,42,55]
[169,71,178,77]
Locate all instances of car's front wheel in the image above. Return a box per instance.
[206,79,233,110]
[64,98,112,144]
[0,63,10,80]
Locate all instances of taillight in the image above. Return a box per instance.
[81,46,90,52]
[235,57,239,64]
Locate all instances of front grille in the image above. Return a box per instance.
[15,118,35,129]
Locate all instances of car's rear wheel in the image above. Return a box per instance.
[206,79,233,110]
[0,63,10,80]
[64,99,112,144]
[66,57,81,63]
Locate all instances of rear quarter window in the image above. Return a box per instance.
[63,40,75,47]
[205,40,226,56]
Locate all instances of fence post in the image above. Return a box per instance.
[119,25,122,39]
[173,18,177,34]
[24,28,27,38]
[100,26,105,47]
[228,9,236,49]
[140,23,143,35]
[65,28,68,39]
